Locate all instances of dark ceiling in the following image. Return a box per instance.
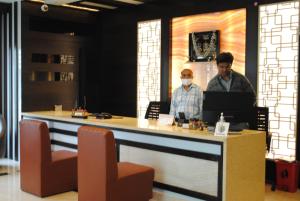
[70,0,160,11]
[71,0,157,10]
[22,0,162,13]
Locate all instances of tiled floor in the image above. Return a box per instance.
[265,186,300,201]
[1,159,299,201]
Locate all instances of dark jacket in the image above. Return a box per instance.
[206,70,256,101]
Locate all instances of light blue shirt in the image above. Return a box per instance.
[219,72,232,92]
[169,84,203,119]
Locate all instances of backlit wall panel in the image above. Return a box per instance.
[258,1,299,161]
[137,20,161,118]
[171,9,246,94]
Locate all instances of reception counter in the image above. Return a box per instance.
[22,111,265,201]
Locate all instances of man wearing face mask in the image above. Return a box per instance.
[169,69,203,120]
[207,52,256,97]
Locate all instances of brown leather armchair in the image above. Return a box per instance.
[0,114,6,158]
[20,120,77,197]
[78,126,154,201]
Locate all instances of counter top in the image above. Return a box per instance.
[22,111,265,142]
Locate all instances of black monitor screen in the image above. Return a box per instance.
[202,91,255,125]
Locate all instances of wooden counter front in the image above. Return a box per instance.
[22,111,265,201]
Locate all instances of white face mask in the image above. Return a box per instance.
[181,78,192,86]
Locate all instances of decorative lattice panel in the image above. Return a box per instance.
[137,20,161,118]
[258,1,299,161]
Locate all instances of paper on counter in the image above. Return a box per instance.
[158,114,174,126]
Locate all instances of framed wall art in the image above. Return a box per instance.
[189,30,220,62]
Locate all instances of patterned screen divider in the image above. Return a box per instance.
[258,1,299,161]
[137,19,161,118]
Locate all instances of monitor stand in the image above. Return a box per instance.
[229,122,249,131]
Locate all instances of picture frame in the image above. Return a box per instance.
[189,30,220,62]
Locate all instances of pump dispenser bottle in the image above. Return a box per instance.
[218,113,225,133]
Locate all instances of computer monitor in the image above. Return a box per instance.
[202,91,256,125]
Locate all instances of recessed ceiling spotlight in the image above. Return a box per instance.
[80,1,117,9]
[114,0,143,5]
[61,4,100,12]
[29,0,44,3]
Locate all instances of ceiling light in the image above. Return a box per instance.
[61,4,99,12]
[29,0,80,5]
[29,0,44,3]
[114,0,143,5]
[28,0,100,12]
[45,0,80,5]
[80,1,117,9]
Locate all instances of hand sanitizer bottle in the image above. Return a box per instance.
[218,113,225,133]
[215,112,229,136]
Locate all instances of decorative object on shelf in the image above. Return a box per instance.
[31,53,75,64]
[60,54,75,64]
[189,30,220,62]
[30,71,74,82]
[59,72,74,81]
[54,104,62,112]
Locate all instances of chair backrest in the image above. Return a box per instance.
[20,120,52,166]
[0,114,6,158]
[78,126,118,201]
[249,107,271,152]
[20,120,52,193]
[145,101,170,119]
[0,114,6,138]
[253,107,269,132]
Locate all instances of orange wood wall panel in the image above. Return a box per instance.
[170,9,246,94]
